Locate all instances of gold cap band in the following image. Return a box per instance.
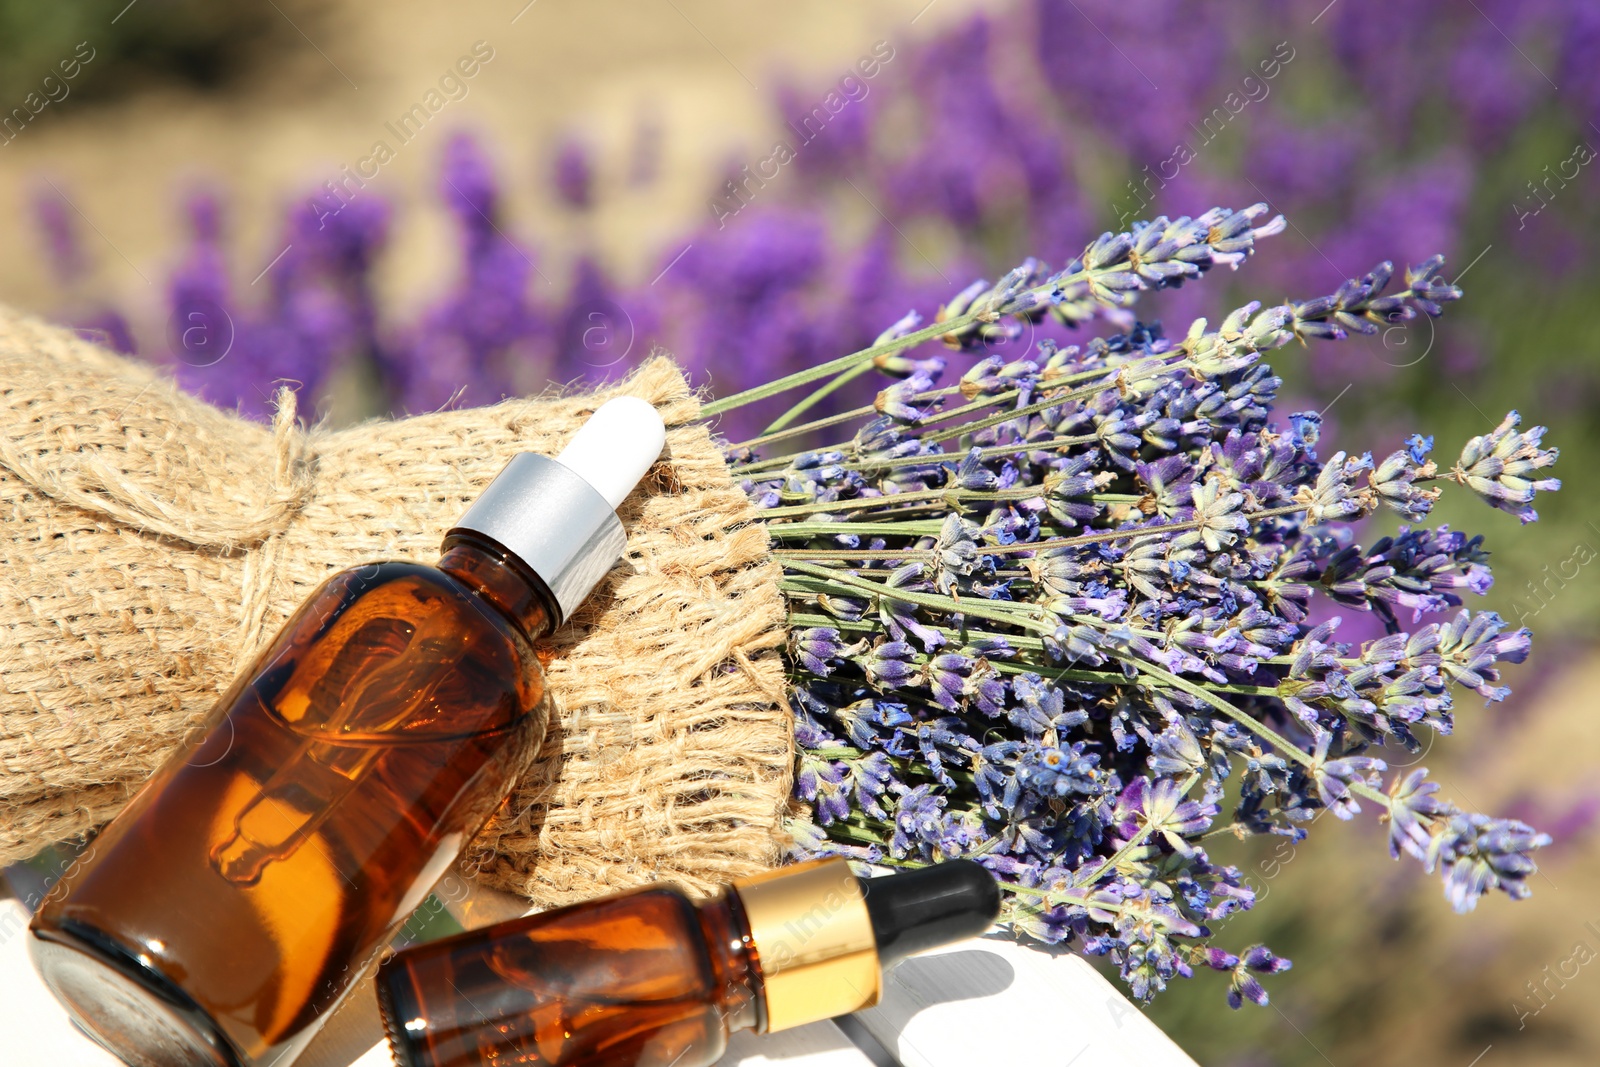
[733,857,881,1032]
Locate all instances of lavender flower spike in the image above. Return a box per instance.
[1430,813,1552,913]
[1370,435,1440,521]
[1450,410,1561,523]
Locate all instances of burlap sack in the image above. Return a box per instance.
[0,306,793,907]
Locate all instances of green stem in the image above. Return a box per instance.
[805,743,981,789]
[760,489,947,520]
[734,404,878,454]
[1262,653,1365,667]
[826,821,889,847]
[913,346,1184,445]
[1133,659,1393,811]
[701,323,967,416]
[762,361,879,435]
[768,520,949,539]
[868,433,1103,469]
[771,349,1165,470]
[980,503,1312,554]
[700,259,1137,415]
[988,658,1282,698]
[924,350,1191,446]
[759,483,1145,522]
[757,380,1115,470]
[1001,880,1200,927]
[781,611,1292,699]
[777,547,938,561]
[728,386,1033,476]
[736,432,1108,480]
[758,484,1309,549]
[780,576,863,597]
[781,559,1050,633]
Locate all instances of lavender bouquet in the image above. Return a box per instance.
[712,205,1560,1007]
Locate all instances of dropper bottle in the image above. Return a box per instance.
[375,857,1001,1067]
[30,398,667,1067]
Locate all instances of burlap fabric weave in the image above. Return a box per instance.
[0,306,793,907]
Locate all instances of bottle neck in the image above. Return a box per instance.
[697,888,765,1036]
[437,531,559,644]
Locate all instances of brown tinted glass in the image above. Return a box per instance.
[31,555,550,1066]
[377,886,762,1067]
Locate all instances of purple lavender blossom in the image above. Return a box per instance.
[1449,410,1561,524]
[738,225,1557,1008]
[33,184,87,283]
[389,132,546,412]
[30,183,136,355]
[552,135,595,210]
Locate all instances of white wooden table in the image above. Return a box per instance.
[0,895,1196,1066]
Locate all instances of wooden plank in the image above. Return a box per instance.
[339,1018,872,1067]
[297,970,391,1067]
[718,1022,877,1066]
[852,935,1199,1067]
[347,1039,396,1067]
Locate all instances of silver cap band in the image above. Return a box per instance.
[450,453,626,625]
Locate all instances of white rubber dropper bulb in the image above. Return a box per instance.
[554,396,667,510]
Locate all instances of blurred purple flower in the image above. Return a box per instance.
[552,135,595,210]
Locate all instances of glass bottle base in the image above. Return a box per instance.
[374,964,422,1067]
[30,919,243,1067]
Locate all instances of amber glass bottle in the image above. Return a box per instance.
[376,858,1002,1067]
[30,398,667,1067]
[380,884,761,1067]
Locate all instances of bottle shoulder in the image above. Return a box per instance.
[316,561,537,657]
[259,560,548,739]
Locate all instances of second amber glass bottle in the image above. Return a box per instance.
[376,858,1002,1067]
[29,398,667,1067]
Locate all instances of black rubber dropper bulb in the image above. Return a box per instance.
[857,859,1002,967]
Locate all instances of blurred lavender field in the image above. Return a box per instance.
[36,0,1598,620]
[12,0,1600,1063]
